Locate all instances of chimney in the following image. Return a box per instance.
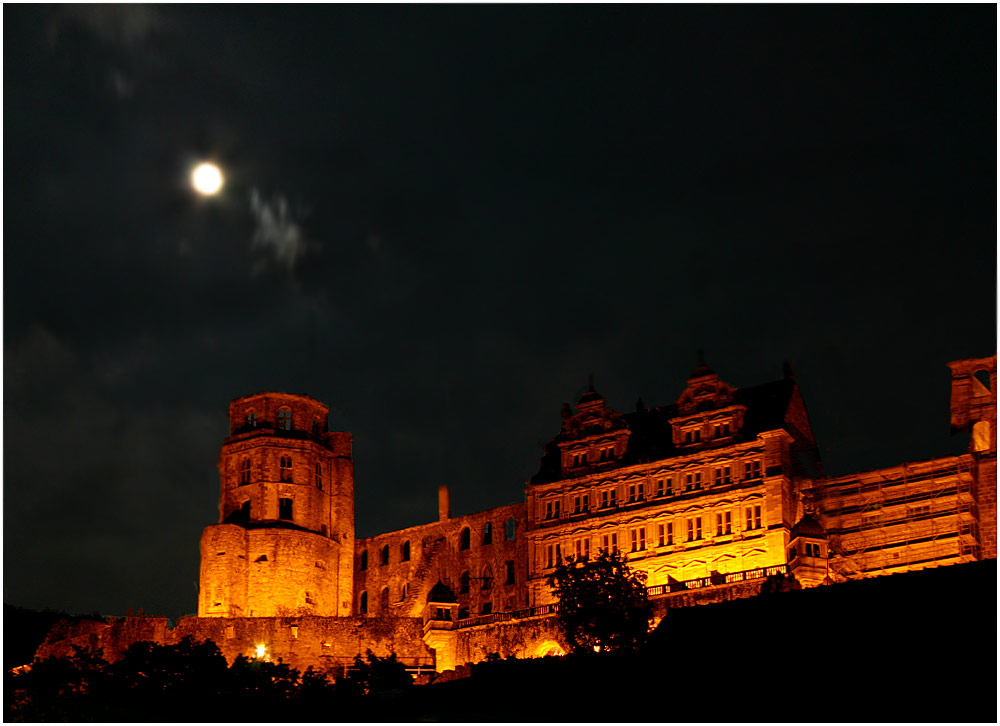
[438,485,450,521]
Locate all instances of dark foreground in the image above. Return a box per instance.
[6,560,996,722]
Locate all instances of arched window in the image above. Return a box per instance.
[278,408,292,431]
[239,457,251,485]
[481,566,493,591]
[482,522,493,545]
[380,544,390,566]
[360,550,368,571]
[460,527,471,550]
[380,587,389,611]
[399,583,408,602]
[360,591,368,614]
[240,500,251,523]
[401,540,411,562]
[460,570,470,594]
[506,517,516,540]
[279,456,293,482]
[314,463,323,490]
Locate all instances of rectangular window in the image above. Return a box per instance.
[745,505,762,531]
[716,511,732,536]
[685,471,702,492]
[744,460,762,480]
[279,497,293,521]
[630,527,646,552]
[505,560,516,585]
[601,533,618,552]
[686,517,702,542]
[713,466,732,486]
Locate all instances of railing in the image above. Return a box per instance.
[455,603,557,630]
[645,563,788,596]
[454,565,788,629]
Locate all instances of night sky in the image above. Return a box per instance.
[4,5,995,619]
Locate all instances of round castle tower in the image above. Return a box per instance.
[198,392,355,617]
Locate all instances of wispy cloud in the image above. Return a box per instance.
[249,189,308,272]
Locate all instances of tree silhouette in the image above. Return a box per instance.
[547,549,652,655]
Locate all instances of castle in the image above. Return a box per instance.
[38,354,997,676]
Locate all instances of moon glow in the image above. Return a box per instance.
[191,162,224,195]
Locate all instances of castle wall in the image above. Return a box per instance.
[36,615,435,678]
[355,502,529,620]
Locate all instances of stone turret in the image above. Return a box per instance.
[198,392,355,617]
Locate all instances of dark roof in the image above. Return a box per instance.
[531,378,798,485]
[791,515,826,539]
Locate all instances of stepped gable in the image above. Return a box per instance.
[531,373,799,484]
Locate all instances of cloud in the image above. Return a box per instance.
[249,189,309,272]
[48,5,165,48]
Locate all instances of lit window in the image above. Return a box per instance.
[278,408,292,430]
[716,511,732,536]
[630,527,646,552]
[279,497,293,520]
[713,466,732,486]
[686,517,703,541]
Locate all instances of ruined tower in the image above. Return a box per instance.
[198,393,355,617]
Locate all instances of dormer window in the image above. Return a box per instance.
[278,408,292,431]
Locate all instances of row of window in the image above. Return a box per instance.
[359,540,412,570]
[541,461,763,520]
[237,456,325,489]
[242,407,325,434]
[361,518,519,571]
[458,562,517,593]
[542,505,765,568]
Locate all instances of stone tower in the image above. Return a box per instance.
[198,392,355,617]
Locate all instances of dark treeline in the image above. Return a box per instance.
[6,560,995,722]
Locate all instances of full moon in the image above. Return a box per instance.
[191,162,224,195]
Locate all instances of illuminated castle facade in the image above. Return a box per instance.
[184,354,996,671]
[37,354,996,674]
